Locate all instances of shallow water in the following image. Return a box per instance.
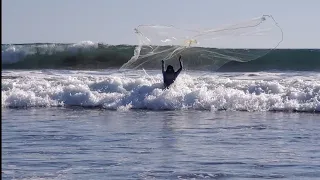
[2,108,320,180]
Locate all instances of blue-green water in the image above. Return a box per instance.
[2,108,320,180]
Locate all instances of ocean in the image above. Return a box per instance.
[2,42,320,179]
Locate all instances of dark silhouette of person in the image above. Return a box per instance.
[162,55,183,89]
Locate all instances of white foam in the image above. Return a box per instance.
[2,70,320,112]
[66,41,98,54]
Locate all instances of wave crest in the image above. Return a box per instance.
[2,42,320,71]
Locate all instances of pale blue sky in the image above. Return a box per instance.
[2,0,320,48]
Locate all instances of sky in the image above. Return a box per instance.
[2,0,320,48]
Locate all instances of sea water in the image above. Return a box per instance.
[2,69,320,179]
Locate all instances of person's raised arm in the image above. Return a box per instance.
[175,55,183,75]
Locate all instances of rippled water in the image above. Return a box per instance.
[2,108,320,179]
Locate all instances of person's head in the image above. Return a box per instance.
[166,65,174,73]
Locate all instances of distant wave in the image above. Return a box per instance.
[2,41,320,71]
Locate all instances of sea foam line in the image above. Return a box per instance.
[2,71,320,112]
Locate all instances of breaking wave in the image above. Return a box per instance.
[2,41,320,71]
[2,70,320,112]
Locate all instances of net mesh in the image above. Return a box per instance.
[120,15,283,71]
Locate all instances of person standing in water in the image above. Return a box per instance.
[161,55,183,89]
